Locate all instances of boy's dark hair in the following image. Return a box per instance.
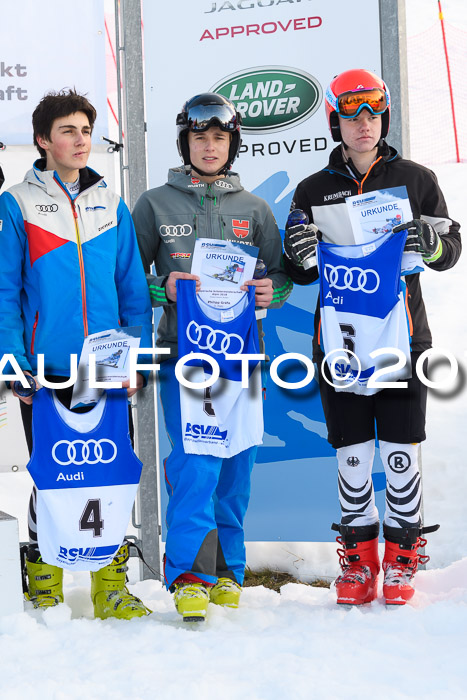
[32,89,97,157]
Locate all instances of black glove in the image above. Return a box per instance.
[393,219,442,261]
[284,223,319,268]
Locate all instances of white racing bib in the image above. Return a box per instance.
[27,388,142,571]
[176,280,263,457]
[318,229,413,396]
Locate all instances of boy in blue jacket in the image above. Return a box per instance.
[0,89,152,618]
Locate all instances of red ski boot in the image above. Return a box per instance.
[332,523,380,605]
[382,524,439,605]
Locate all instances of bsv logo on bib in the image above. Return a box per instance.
[185,423,228,443]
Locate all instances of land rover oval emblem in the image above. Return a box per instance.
[211,66,322,134]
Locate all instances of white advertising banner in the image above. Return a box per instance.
[142,0,386,542]
[0,0,107,145]
[0,391,29,472]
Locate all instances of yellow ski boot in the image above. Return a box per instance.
[90,543,151,620]
[25,557,64,609]
[173,582,210,622]
[210,577,242,608]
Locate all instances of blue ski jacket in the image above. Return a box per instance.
[0,160,152,377]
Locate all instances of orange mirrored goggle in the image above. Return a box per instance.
[337,88,389,118]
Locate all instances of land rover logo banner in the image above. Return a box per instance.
[142,0,385,542]
[210,67,322,134]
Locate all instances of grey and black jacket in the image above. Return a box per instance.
[132,167,292,358]
[284,141,461,359]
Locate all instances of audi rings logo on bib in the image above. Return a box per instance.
[211,67,322,133]
[52,439,118,466]
[186,320,244,354]
[159,224,192,237]
[324,264,380,294]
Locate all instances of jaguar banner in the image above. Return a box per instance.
[142,0,386,541]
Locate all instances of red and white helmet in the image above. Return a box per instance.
[325,69,391,142]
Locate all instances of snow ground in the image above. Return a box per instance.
[1,558,466,700]
[1,169,466,700]
[1,2,467,698]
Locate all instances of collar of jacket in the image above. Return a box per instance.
[166,166,244,196]
[29,159,104,196]
[326,140,399,180]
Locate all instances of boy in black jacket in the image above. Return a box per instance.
[284,69,461,606]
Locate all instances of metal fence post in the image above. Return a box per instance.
[380,0,411,158]
[380,1,427,555]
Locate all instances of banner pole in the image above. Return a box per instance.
[119,0,162,582]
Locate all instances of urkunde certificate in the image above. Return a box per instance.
[346,186,413,244]
[191,238,259,309]
[71,326,141,407]
[345,186,423,272]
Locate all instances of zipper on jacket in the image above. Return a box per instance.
[326,155,383,195]
[204,185,222,239]
[71,200,89,337]
[356,156,382,194]
[30,311,39,355]
[405,288,413,337]
[206,186,213,238]
[54,176,89,338]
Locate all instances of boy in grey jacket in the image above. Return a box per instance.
[133,92,291,621]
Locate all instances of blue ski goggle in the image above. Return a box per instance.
[330,87,390,119]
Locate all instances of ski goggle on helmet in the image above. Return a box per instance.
[333,87,389,118]
[325,69,391,142]
[176,98,240,134]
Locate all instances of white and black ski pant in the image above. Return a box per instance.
[337,439,422,529]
